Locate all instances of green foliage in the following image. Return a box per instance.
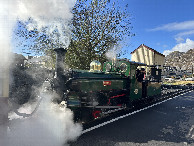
[67,0,133,69]
[14,0,133,70]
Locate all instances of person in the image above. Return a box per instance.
[136,69,140,80]
[136,68,145,82]
[141,68,146,79]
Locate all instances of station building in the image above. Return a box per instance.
[130,44,165,75]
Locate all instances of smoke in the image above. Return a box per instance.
[0,0,83,145]
[0,1,16,68]
[7,87,82,146]
[16,0,76,48]
[0,0,76,58]
[105,45,122,60]
[7,69,83,146]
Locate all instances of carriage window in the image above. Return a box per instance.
[106,63,111,72]
[120,63,127,72]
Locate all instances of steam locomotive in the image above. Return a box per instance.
[52,48,162,122]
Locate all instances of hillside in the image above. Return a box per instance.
[164,49,194,71]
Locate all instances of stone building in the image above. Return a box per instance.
[130,44,165,75]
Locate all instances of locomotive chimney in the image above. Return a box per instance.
[54,48,67,78]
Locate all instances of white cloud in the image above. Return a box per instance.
[163,50,173,56]
[150,20,194,31]
[175,37,185,43]
[162,44,168,48]
[163,38,194,56]
[175,30,194,43]
[149,21,194,43]
[176,30,194,37]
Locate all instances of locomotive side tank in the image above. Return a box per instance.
[53,48,162,122]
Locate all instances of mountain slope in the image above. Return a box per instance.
[164,49,194,71]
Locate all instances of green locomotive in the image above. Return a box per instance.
[53,48,162,122]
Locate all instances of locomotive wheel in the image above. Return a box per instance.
[92,110,102,119]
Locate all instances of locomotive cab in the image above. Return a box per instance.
[129,63,162,101]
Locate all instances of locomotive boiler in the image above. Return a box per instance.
[52,48,162,122]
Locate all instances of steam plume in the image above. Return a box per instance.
[0,0,83,145]
[8,88,82,146]
[105,45,122,60]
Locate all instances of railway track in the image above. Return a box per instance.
[82,85,194,134]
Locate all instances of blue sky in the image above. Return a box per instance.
[12,0,194,59]
[121,0,194,59]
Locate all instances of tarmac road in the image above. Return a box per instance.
[70,90,194,146]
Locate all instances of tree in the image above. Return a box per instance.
[14,0,134,70]
[14,19,70,69]
[67,0,133,70]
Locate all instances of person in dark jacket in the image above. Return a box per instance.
[136,68,145,82]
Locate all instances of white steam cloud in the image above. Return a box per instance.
[163,38,194,56]
[16,0,76,47]
[0,0,83,145]
[0,0,76,57]
[106,45,122,60]
[7,88,82,146]
[0,1,17,67]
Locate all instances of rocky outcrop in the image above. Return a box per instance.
[164,49,194,71]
